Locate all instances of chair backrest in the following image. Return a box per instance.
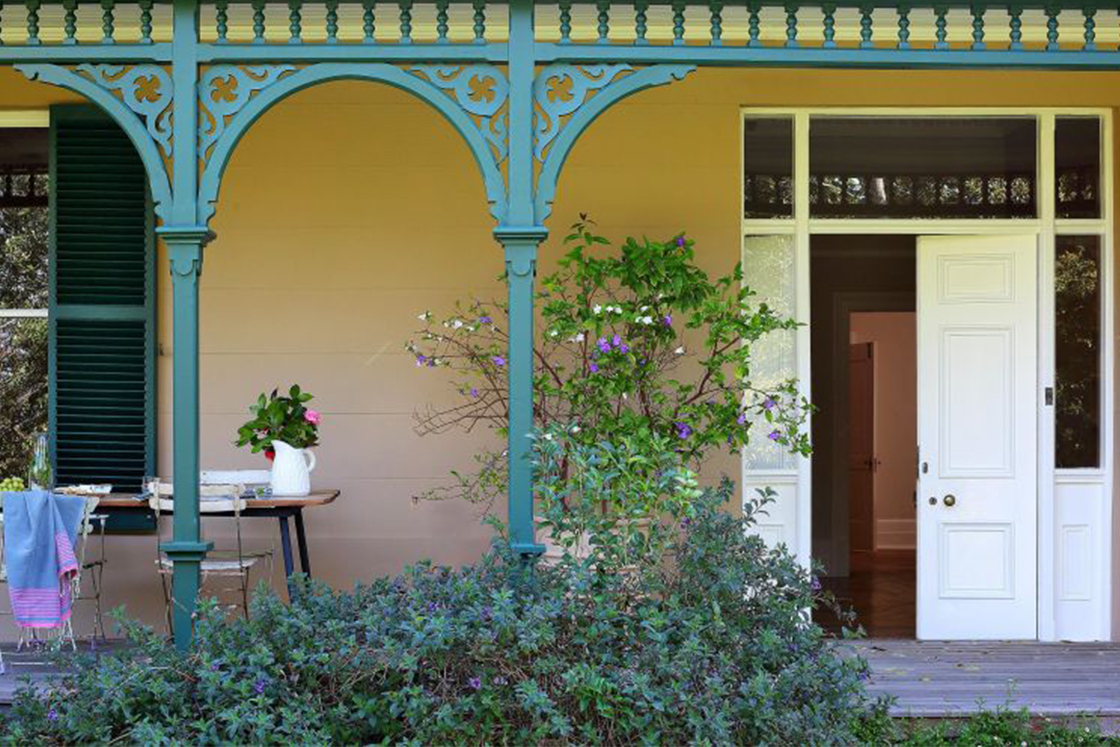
[201,470,270,486]
[147,481,247,515]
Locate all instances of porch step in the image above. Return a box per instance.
[846,639,1120,718]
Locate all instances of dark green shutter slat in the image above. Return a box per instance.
[49,105,156,496]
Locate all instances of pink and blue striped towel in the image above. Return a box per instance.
[1,491,85,628]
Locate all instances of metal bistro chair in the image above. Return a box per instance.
[148,481,274,634]
[0,494,105,673]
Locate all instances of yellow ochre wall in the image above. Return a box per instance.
[0,67,1119,635]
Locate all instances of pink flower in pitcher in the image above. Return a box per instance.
[304,409,321,426]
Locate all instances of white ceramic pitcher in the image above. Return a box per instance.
[270,440,316,496]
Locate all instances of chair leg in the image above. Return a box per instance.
[92,564,105,642]
[241,569,250,621]
[160,571,173,639]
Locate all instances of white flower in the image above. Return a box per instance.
[612,306,623,314]
[549,330,559,338]
[544,433,554,441]
[640,316,654,325]
[418,311,431,321]
[640,305,649,312]
[569,332,585,343]
[674,346,685,355]
[451,319,463,329]
[593,304,603,314]
[571,425,581,433]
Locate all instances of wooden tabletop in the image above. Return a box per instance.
[89,490,340,510]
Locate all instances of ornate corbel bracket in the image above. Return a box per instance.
[76,63,174,159]
[531,64,695,223]
[198,65,297,167]
[16,62,175,222]
[410,64,509,167]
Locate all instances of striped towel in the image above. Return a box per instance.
[1,491,86,628]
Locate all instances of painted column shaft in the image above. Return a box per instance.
[496,229,547,555]
[161,229,214,651]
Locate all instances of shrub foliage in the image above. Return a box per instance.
[2,482,882,745]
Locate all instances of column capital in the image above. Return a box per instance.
[160,226,213,279]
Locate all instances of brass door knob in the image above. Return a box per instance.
[943,494,956,507]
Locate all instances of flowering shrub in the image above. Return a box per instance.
[406,218,811,506]
[0,482,884,745]
[235,385,320,460]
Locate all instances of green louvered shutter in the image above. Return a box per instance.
[49,104,156,493]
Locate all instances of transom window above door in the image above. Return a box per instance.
[743,114,1103,222]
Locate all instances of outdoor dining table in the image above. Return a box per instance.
[95,491,340,582]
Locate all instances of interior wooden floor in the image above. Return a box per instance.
[816,550,916,638]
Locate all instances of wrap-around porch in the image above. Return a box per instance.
[1,0,1119,653]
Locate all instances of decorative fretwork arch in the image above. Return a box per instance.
[196,62,511,227]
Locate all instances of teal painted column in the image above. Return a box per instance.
[502,0,545,557]
[159,227,214,651]
[495,227,547,556]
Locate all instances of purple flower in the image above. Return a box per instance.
[619,343,630,354]
[254,678,266,695]
[589,362,599,373]
[597,337,611,353]
[414,354,427,367]
[811,577,822,592]
[492,356,505,367]
[479,315,493,324]
[676,236,686,248]
[468,676,482,690]
[763,398,776,410]
[470,387,479,398]
[494,675,508,685]
[481,605,493,621]
[663,315,672,327]
[768,430,781,442]
[210,663,220,672]
[675,422,693,439]
[611,334,622,347]
[737,412,747,425]
[428,601,439,612]
[47,709,58,722]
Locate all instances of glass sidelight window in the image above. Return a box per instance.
[1055,235,1102,469]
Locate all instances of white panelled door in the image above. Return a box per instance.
[916,235,1037,640]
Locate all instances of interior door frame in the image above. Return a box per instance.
[741,107,1115,641]
[829,291,915,578]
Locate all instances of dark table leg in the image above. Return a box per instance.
[294,509,311,577]
[278,515,295,597]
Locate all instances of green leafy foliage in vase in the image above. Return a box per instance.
[235,385,321,457]
[407,217,812,507]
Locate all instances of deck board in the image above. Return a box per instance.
[846,639,1120,717]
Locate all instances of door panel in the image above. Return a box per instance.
[917,235,1037,640]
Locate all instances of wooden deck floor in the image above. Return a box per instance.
[848,639,1120,717]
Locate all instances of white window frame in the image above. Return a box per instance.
[740,106,1114,642]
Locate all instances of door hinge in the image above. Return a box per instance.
[1045,387,1054,406]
